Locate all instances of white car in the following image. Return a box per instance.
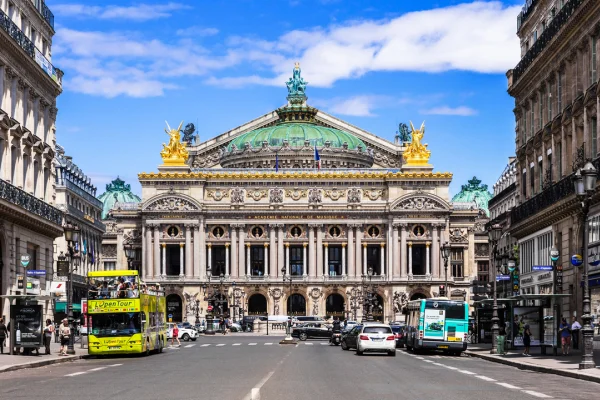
[344,323,396,356]
[167,323,198,341]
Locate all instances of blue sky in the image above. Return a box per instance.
[49,0,525,198]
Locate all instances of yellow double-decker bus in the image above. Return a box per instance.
[86,270,167,356]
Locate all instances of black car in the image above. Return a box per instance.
[340,325,363,350]
[391,325,406,348]
[292,323,332,340]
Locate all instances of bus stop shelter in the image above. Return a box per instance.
[0,294,52,355]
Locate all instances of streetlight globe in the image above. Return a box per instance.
[72,225,81,243]
[64,223,73,242]
[574,169,585,196]
[582,161,597,192]
[442,241,451,259]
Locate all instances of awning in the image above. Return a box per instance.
[473,298,519,305]
[0,295,52,301]
[509,294,571,301]
[54,302,82,313]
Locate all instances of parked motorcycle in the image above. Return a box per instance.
[330,332,342,346]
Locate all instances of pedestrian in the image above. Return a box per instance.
[59,318,71,356]
[43,319,54,355]
[559,317,571,355]
[571,316,582,350]
[0,318,7,354]
[522,324,531,356]
[219,317,226,335]
[171,324,181,347]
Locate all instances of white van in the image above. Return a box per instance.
[267,315,290,323]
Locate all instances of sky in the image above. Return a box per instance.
[48,0,525,198]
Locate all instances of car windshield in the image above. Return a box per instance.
[90,313,141,337]
[391,326,404,333]
[363,326,392,334]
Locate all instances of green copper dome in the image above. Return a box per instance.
[227,122,367,151]
[98,177,141,219]
[451,176,493,216]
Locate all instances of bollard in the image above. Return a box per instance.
[496,335,505,355]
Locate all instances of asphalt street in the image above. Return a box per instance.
[2,336,599,400]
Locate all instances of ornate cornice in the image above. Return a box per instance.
[139,171,453,180]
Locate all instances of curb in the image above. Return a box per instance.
[0,354,91,374]
[465,351,600,384]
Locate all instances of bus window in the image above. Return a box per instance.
[425,301,465,320]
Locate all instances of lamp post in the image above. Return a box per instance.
[281,266,294,342]
[63,222,81,355]
[124,243,135,270]
[574,161,597,369]
[361,267,375,322]
[441,241,451,297]
[488,223,503,354]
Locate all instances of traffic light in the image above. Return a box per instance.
[439,285,446,297]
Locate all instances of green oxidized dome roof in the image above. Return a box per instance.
[451,176,493,216]
[97,177,141,219]
[228,122,367,151]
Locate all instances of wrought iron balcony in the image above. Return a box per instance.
[516,0,539,31]
[0,179,63,226]
[66,204,106,231]
[510,173,574,225]
[37,0,54,29]
[512,0,583,85]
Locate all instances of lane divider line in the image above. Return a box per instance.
[475,376,496,382]
[201,344,211,347]
[496,383,521,390]
[248,343,257,346]
[88,367,107,372]
[216,344,225,347]
[458,370,477,375]
[233,343,241,346]
[65,371,87,377]
[264,343,273,345]
[184,344,196,348]
[521,390,553,398]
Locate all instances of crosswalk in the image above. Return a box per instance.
[164,342,335,350]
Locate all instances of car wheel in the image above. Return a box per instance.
[299,332,308,341]
[191,338,197,341]
[182,333,190,342]
[356,349,363,356]
[388,350,396,357]
[341,341,348,351]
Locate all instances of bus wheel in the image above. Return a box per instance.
[158,338,164,353]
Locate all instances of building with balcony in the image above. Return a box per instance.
[507,0,600,317]
[0,0,62,319]
[101,65,484,323]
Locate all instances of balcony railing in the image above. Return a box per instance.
[510,173,574,225]
[516,0,539,31]
[66,204,106,231]
[0,179,63,226]
[0,8,61,85]
[512,0,583,85]
[38,0,54,29]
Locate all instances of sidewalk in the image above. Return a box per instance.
[0,338,87,373]
[466,343,600,383]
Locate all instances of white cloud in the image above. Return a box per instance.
[313,95,391,117]
[52,2,190,21]
[176,26,219,37]
[421,106,478,116]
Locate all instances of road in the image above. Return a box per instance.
[2,335,598,400]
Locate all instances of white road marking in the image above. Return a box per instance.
[320,343,329,345]
[264,343,273,346]
[431,363,444,366]
[65,372,87,377]
[107,364,122,367]
[233,343,241,346]
[184,344,196,348]
[443,366,458,370]
[458,370,476,375]
[251,388,260,400]
[304,343,313,346]
[201,344,211,347]
[522,390,553,398]
[423,360,434,363]
[415,356,424,359]
[496,383,521,390]
[216,344,225,347]
[475,376,496,382]
[248,343,257,346]
[88,367,107,372]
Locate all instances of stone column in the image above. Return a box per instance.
[347,225,354,277]
[426,242,431,276]
[154,227,161,277]
[285,243,290,274]
[309,225,316,278]
[116,229,124,270]
[230,226,238,278]
[400,224,407,277]
[199,220,206,278]
[269,225,276,278]
[380,243,385,277]
[145,226,153,278]
[225,243,230,276]
[408,241,413,276]
[185,225,192,278]
[324,243,329,276]
[341,243,347,276]
[362,243,367,275]
[246,243,251,276]
[392,224,400,279]
[264,243,269,276]
[355,224,363,276]
[179,243,184,277]
[316,225,323,277]
[277,225,284,278]
[432,224,439,277]
[303,243,308,276]
[161,243,166,277]
[238,225,246,278]
[193,224,200,278]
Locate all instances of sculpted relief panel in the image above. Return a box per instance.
[146,197,199,211]
[394,196,447,211]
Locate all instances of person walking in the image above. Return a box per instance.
[571,316,582,350]
[43,319,54,355]
[171,324,181,347]
[59,319,71,356]
[522,324,532,356]
[559,317,571,355]
[0,318,7,354]
[219,317,226,335]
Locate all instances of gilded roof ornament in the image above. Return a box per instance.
[402,121,431,166]
[160,121,189,166]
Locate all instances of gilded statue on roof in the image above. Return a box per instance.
[402,121,431,166]
[160,121,189,166]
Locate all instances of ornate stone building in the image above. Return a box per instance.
[103,65,487,323]
[507,0,600,317]
[0,0,62,318]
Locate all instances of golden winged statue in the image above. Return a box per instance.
[160,121,189,166]
[402,121,431,166]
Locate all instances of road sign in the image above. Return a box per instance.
[496,275,511,281]
[26,270,46,276]
[533,266,553,271]
[17,275,24,290]
[550,250,560,262]
[571,254,583,267]
[20,254,30,267]
[207,305,214,312]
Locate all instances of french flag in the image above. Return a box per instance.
[314,144,321,170]
[275,152,279,172]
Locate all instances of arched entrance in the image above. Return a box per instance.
[287,294,306,316]
[325,294,345,319]
[166,294,183,322]
[248,294,267,315]
[410,292,428,301]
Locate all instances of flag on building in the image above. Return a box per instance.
[90,243,95,264]
[275,152,279,172]
[314,144,321,170]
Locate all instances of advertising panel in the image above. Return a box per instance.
[11,304,43,347]
[512,306,542,347]
[423,308,445,340]
[88,299,140,314]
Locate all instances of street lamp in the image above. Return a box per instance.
[203,266,215,335]
[63,222,81,355]
[124,243,135,269]
[488,223,503,355]
[574,161,597,369]
[441,241,451,297]
[281,266,294,341]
